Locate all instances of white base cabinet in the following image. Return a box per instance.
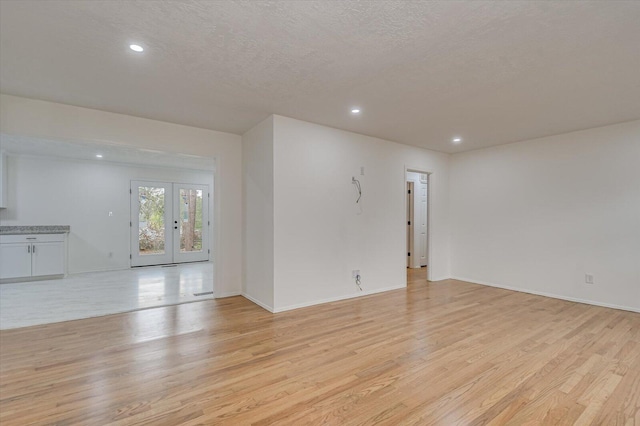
[0,234,66,280]
[0,243,32,279]
[32,242,65,276]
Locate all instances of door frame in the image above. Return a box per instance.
[406,181,414,268]
[404,167,433,282]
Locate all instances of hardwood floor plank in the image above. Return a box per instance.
[1,268,639,424]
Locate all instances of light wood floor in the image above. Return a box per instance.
[1,269,639,425]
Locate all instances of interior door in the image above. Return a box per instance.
[131,181,173,267]
[419,175,428,266]
[131,181,209,267]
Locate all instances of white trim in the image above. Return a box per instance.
[215,291,241,298]
[450,276,640,314]
[212,165,221,301]
[273,284,406,313]
[241,293,274,312]
[428,276,452,282]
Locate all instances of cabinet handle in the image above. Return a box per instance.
[28,245,31,253]
[26,237,37,240]
[32,244,36,254]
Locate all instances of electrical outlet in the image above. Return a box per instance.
[360,166,365,176]
[352,269,360,278]
[585,274,594,284]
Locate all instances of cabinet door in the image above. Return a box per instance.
[0,243,32,279]
[32,242,64,277]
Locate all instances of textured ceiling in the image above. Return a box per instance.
[1,0,639,153]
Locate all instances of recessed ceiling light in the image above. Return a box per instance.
[351,108,361,114]
[96,154,103,158]
[452,137,462,143]
[129,44,144,52]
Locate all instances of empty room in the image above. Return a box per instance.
[0,1,639,425]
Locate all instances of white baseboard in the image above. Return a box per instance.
[428,276,452,282]
[450,276,640,314]
[273,284,406,313]
[241,293,274,313]
[215,291,241,299]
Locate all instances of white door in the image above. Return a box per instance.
[419,175,428,266]
[131,181,209,267]
[0,243,31,279]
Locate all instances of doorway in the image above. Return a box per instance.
[405,170,429,277]
[131,180,210,267]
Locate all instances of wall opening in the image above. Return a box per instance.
[405,168,431,283]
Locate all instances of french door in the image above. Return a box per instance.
[131,181,209,267]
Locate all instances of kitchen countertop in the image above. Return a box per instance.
[0,225,70,235]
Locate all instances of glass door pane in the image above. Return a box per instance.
[179,188,203,253]
[138,186,166,255]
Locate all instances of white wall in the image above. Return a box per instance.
[0,95,242,296]
[0,154,213,274]
[450,120,640,312]
[273,115,450,312]
[242,116,275,310]
[9,96,633,315]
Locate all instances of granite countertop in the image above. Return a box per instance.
[0,225,71,235]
